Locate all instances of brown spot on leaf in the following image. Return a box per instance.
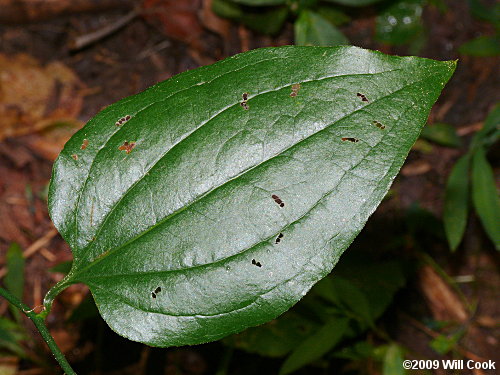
[71,154,78,160]
[341,137,359,143]
[373,121,386,129]
[272,194,285,207]
[118,141,136,154]
[115,115,132,126]
[357,93,368,102]
[290,83,301,97]
[241,93,249,110]
[81,139,89,150]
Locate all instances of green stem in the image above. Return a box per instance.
[0,287,77,375]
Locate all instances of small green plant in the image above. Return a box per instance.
[213,0,430,47]
[0,46,454,373]
[443,103,500,251]
[459,0,500,57]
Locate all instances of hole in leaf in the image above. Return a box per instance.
[275,233,284,244]
[373,120,386,129]
[252,259,262,267]
[151,292,156,299]
[357,93,368,102]
[81,139,89,150]
[341,137,359,143]
[272,194,285,207]
[154,287,161,294]
[118,141,136,154]
[71,154,78,160]
[115,115,132,126]
[241,93,249,110]
[290,83,301,97]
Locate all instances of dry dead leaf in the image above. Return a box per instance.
[142,0,204,51]
[418,265,469,323]
[0,53,84,142]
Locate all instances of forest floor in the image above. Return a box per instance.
[0,0,498,374]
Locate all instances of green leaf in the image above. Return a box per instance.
[429,330,464,355]
[313,276,373,326]
[420,123,461,148]
[443,155,470,251]
[316,6,351,26]
[214,0,289,35]
[279,318,349,375]
[467,0,500,27]
[322,0,385,7]
[471,149,500,249]
[224,310,319,357]
[375,0,425,46]
[383,343,406,375]
[5,243,25,322]
[47,46,455,347]
[295,10,349,46]
[471,102,500,150]
[5,243,24,300]
[459,35,500,57]
[0,317,28,358]
[49,260,73,275]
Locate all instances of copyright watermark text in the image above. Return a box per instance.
[403,359,496,371]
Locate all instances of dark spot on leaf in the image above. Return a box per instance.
[252,259,262,267]
[71,154,78,160]
[373,120,386,129]
[118,141,136,154]
[154,287,161,294]
[81,139,89,150]
[116,115,132,126]
[151,292,156,299]
[272,194,285,207]
[357,93,368,102]
[341,137,359,143]
[275,233,284,243]
[290,83,301,97]
[241,93,249,110]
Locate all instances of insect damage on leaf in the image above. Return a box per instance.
[251,259,262,267]
[118,141,136,154]
[272,194,285,207]
[357,93,369,102]
[341,137,359,143]
[240,93,249,110]
[81,139,89,150]
[151,287,161,299]
[115,115,131,126]
[373,120,386,129]
[290,83,301,97]
[46,45,456,349]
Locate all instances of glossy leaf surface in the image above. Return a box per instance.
[47,46,455,347]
